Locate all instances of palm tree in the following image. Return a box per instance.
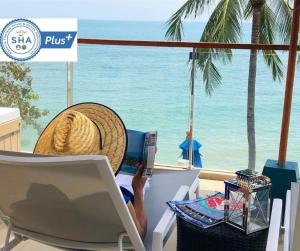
[166,0,292,170]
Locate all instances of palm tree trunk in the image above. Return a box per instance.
[247,0,265,170]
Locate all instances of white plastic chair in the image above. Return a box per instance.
[0,151,200,251]
[282,182,300,251]
[266,181,300,251]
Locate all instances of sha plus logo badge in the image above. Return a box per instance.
[0,19,41,61]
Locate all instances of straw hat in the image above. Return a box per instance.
[34,103,127,174]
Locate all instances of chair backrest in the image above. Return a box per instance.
[0,152,144,250]
[290,182,300,251]
[283,182,300,251]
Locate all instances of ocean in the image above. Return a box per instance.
[23,20,300,171]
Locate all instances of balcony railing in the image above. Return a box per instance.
[24,39,299,171]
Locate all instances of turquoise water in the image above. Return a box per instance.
[23,20,300,171]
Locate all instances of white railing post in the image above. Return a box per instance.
[188,48,199,169]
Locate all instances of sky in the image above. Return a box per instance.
[0,0,215,21]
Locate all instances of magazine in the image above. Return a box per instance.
[168,192,227,229]
[118,130,157,176]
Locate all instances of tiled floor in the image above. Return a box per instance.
[0,179,224,251]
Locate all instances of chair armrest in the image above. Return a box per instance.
[189,176,200,199]
[283,190,291,251]
[266,199,282,251]
[152,185,189,251]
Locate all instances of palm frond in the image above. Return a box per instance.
[243,1,253,20]
[200,0,243,64]
[197,0,243,94]
[262,50,284,81]
[259,3,284,81]
[271,0,292,44]
[201,52,222,95]
[165,12,184,41]
[165,0,214,41]
[200,0,242,43]
[259,4,276,44]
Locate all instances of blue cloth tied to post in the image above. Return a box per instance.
[179,139,202,168]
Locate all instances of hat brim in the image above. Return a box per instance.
[34,102,127,175]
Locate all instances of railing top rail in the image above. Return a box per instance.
[78,38,299,51]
